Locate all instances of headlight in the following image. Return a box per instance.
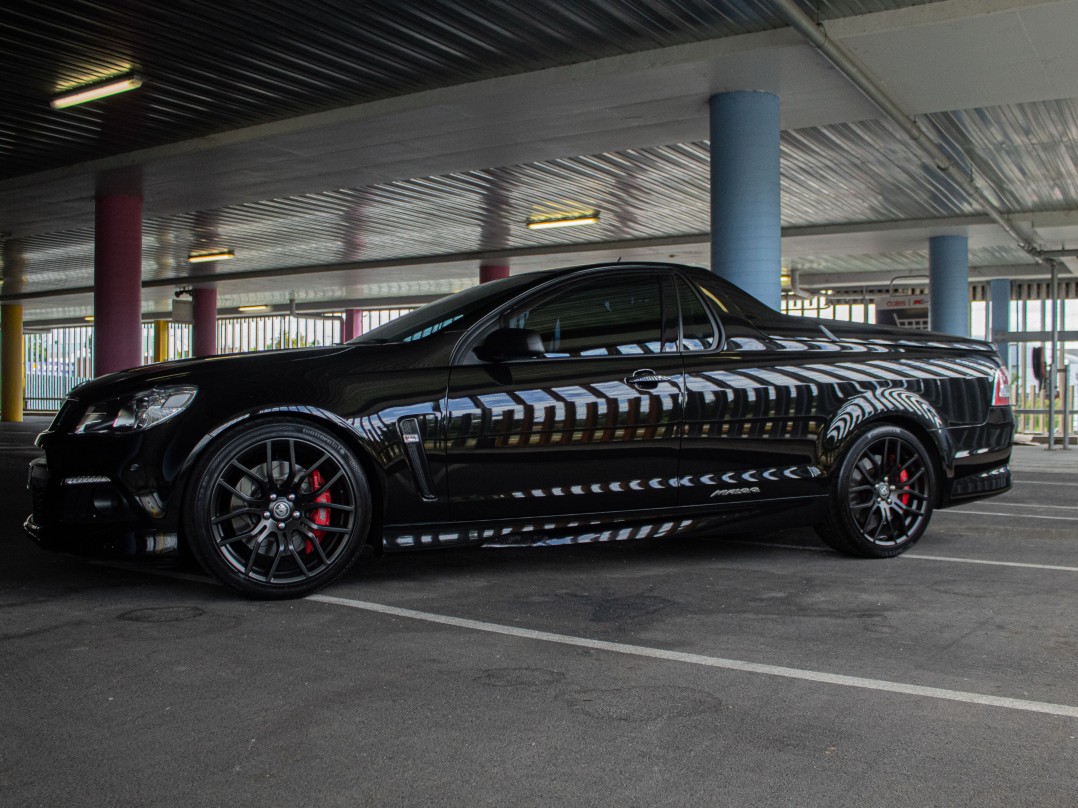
[74,386,198,434]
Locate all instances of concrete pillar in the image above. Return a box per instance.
[929,235,969,336]
[709,91,782,310]
[94,194,143,375]
[342,309,363,342]
[152,319,169,363]
[989,278,1011,367]
[480,262,510,284]
[1,304,23,422]
[192,287,217,357]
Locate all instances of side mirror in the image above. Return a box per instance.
[474,328,545,363]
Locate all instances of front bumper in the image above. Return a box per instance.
[24,455,178,556]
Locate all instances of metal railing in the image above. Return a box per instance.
[21,310,414,412]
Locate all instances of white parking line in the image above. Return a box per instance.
[973,503,1078,510]
[944,509,1078,522]
[310,593,1078,718]
[1012,479,1078,487]
[737,542,1078,572]
[904,554,1078,572]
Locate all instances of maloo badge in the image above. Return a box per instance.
[710,486,762,498]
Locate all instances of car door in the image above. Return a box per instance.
[676,274,823,507]
[445,271,683,522]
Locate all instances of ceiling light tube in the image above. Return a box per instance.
[187,249,236,263]
[51,74,143,109]
[237,305,269,313]
[526,212,600,230]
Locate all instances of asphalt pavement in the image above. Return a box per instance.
[1,416,1075,807]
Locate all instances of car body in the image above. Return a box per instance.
[26,262,1014,597]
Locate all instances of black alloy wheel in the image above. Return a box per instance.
[816,424,936,558]
[186,419,371,598]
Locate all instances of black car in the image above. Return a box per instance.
[26,263,1014,598]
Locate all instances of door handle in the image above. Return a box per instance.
[625,369,673,389]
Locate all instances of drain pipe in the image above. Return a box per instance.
[770,0,1048,267]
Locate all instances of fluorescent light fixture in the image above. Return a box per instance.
[237,305,269,312]
[84,315,95,322]
[187,249,235,263]
[51,74,143,109]
[526,211,600,230]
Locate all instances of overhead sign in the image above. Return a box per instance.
[876,294,929,330]
[172,298,193,324]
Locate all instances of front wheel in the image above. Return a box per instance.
[815,425,936,558]
[185,418,371,598]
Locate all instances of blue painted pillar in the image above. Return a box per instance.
[989,278,1011,367]
[709,91,781,310]
[929,235,969,336]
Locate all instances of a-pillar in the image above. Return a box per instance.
[1,304,23,422]
[480,262,509,284]
[989,278,1011,367]
[929,235,969,336]
[94,194,143,375]
[192,288,218,357]
[342,310,363,342]
[709,91,781,310]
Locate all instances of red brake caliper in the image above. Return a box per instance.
[898,468,910,506]
[306,469,332,553]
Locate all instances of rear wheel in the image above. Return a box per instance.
[185,418,371,598]
[815,425,936,558]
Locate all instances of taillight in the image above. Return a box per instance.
[992,367,1011,407]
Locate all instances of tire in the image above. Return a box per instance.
[184,418,371,599]
[815,424,936,558]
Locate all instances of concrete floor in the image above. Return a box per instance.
[2,416,1076,807]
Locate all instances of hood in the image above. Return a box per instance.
[69,342,368,401]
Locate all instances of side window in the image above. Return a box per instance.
[506,276,667,358]
[677,279,718,351]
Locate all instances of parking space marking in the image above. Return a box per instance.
[944,509,1078,522]
[975,503,1078,511]
[903,554,1078,572]
[1012,479,1078,486]
[734,542,1078,572]
[310,593,1078,718]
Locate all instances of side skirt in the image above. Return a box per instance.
[380,495,829,552]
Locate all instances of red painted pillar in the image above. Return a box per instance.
[479,262,510,284]
[342,309,363,342]
[192,287,218,357]
[94,194,143,376]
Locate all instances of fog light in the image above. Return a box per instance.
[146,533,178,554]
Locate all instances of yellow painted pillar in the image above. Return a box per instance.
[1,304,24,422]
[153,319,169,363]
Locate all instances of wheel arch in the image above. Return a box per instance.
[173,405,387,548]
[818,389,953,500]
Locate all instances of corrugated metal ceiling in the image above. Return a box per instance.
[3,0,942,179]
[17,90,1074,310]
[11,0,1078,324]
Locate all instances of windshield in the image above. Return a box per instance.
[348,273,541,344]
